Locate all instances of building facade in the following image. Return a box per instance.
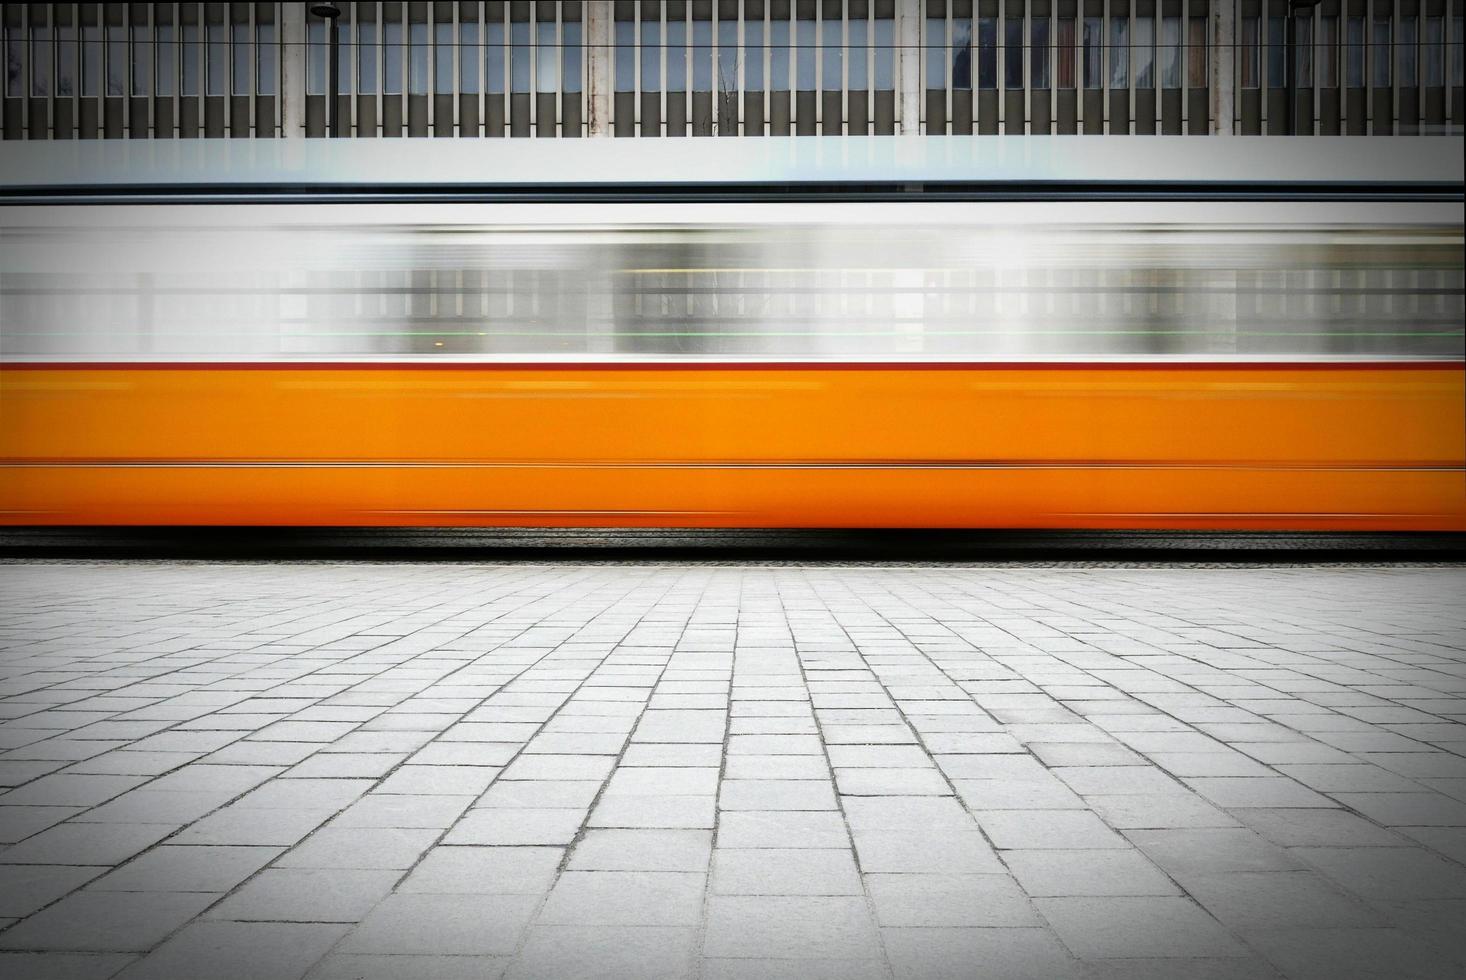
[4,1,1463,140]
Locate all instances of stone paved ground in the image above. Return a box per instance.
[0,560,1464,980]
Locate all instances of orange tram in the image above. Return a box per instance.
[2,138,1463,532]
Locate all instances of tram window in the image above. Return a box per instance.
[1187,16,1206,86]
[1058,17,1076,88]
[207,20,225,96]
[1161,16,1180,88]
[796,17,815,91]
[1134,17,1154,89]
[232,21,250,95]
[409,21,428,95]
[1240,16,1259,88]
[1345,16,1363,86]
[821,17,841,91]
[847,17,865,89]
[83,23,100,97]
[695,19,713,92]
[1399,16,1417,87]
[1424,16,1443,86]
[1083,17,1101,88]
[1371,17,1390,88]
[1110,17,1129,89]
[385,20,403,95]
[256,22,274,96]
[1295,13,1312,87]
[511,21,530,93]
[1319,15,1337,86]
[456,21,474,93]
[721,18,738,95]
[613,20,632,91]
[771,19,790,89]
[436,21,453,94]
[1268,16,1285,87]
[926,16,946,89]
[1005,18,1023,90]
[57,23,77,97]
[667,18,687,92]
[1031,17,1050,89]
[875,15,894,88]
[536,21,556,93]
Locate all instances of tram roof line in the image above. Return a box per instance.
[1,136,1461,202]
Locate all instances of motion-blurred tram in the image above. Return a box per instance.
[1,138,1463,530]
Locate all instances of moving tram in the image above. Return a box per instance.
[1,138,1462,530]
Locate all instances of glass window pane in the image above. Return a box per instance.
[1241,16,1259,88]
[1083,17,1101,88]
[613,20,632,91]
[181,24,198,96]
[926,17,945,88]
[108,25,126,96]
[58,24,76,97]
[640,20,659,90]
[1295,13,1312,87]
[1109,17,1128,88]
[1187,16,1206,86]
[875,16,893,89]
[745,19,764,89]
[1319,15,1337,86]
[821,17,840,90]
[232,22,250,94]
[771,19,790,89]
[1005,18,1023,90]
[385,20,403,95]
[1058,17,1076,88]
[1134,17,1153,88]
[83,23,101,97]
[207,22,225,95]
[255,23,273,95]
[510,21,529,93]
[796,17,815,90]
[667,19,687,91]
[961,18,979,91]
[1268,16,1284,86]
[1030,17,1049,88]
[848,18,865,89]
[1399,16,1416,86]
[361,21,379,93]
[1346,16,1363,86]
[1454,16,1464,86]
[1161,16,1180,87]
[694,19,712,91]
[437,21,453,94]
[563,20,581,93]
[3,26,20,98]
[32,25,50,97]
[536,21,555,93]
[410,21,428,94]
[721,19,738,93]
[1424,16,1443,86]
[1372,16,1390,87]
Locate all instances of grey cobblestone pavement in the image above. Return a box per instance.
[0,560,1464,980]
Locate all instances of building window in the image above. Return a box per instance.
[1241,16,1259,88]
[1372,16,1391,88]
[1319,15,1338,87]
[1187,16,1206,87]
[1161,16,1180,88]
[1134,16,1154,89]
[1295,13,1312,87]
[1346,16,1363,87]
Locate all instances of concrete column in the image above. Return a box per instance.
[587,1,613,136]
[897,1,921,134]
[282,1,306,138]
[1211,0,1235,134]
